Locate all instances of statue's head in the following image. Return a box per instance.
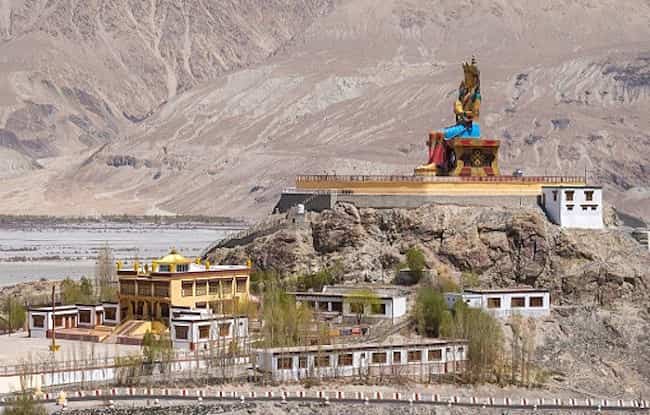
[462,56,480,90]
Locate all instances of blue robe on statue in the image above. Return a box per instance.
[443,122,481,140]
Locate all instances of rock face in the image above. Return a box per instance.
[209,203,649,306]
[209,203,650,395]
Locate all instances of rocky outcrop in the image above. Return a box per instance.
[209,203,650,306]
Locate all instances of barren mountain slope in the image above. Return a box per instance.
[0,0,648,220]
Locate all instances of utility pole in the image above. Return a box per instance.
[49,286,60,352]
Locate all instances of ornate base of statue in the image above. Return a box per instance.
[415,132,500,177]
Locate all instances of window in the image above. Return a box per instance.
[79,310,91,323]
[582,205,588,211]
[567,204,574,211]
[182,281,193,297]
[54,316,63,327]
[529,296,544,307]
[314,355,330,368]
[299,356,308,369]
[105,308,116,321]
[277,357,293,369]
[331,302,343,312]
[176,264,189,273]
[222,279,233,293]
[158,264,170,272]
[195,282,207,296]
[160,303,170,318]
[407,350,422,362]
[591,206,597,211]
[154,282,169,297]
[120,281,135,295]
[585,191,594,201]
[350,302,364,314]
[428,349,442,361]
[371,303,387,315]
[487,298,501,309]
[137,282,151,296]
[219,322,231,337]
[552,191,558,201]
[372,352,387,364]
[236,278,247,293]
[393,351,401,363]
[338,353,353,367]
[209,280,220,295]
[174,325,188,340]
[199,325,210,339]
[565,190,574,201]
[195,302,207,308]
[511,297,525,308]
[32,315,45,328]
[318,302,329,312]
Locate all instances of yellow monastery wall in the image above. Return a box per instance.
[296,178,586,196]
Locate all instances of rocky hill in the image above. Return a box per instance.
[207,202,650,395]
[0,0,647,221]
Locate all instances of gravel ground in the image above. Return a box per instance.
[48,400,638,415]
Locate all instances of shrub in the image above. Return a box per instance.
[405,247,426,282]
[412,287,451,337]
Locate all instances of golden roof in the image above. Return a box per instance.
[155,248,192,265]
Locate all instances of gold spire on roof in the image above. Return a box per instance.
[156,248,192,265]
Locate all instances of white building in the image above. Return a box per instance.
[256,338,467,382]
[445,288,550,318]
[169,306,248,352]
[27,302,121,339]
[541,186,603,229]
[292,285,407,322]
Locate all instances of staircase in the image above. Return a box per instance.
[102,320,146,344]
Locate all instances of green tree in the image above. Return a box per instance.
[412,287,450,337]
[406,247,426,282]
[60,278,81,304]
[441,301,504,383]
[0,297,26,332]
[260,284,316,348]
[60,277,96,304]
[3,392,46,415]
[142,330,174,376]
[79,277,94,302]
[346,288,380,324]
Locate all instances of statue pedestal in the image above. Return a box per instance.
[415,138,501,177]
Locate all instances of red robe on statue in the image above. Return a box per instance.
[427,132,447,167]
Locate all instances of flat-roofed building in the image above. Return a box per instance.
[255,338,467,382]
[117,249,250,322]
[169,306,248,352]
[445,288,550,318]
[27,302,120,339]
[541,186,604,229]
[292,285,407,322]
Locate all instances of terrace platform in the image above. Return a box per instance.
[274,175,586,213]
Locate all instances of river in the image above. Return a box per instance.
[0,222,244,286]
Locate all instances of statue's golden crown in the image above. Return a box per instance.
[462,56,480,77]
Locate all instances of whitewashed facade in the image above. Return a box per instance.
[293,285,407,322]
[445,288,550,318]
[169,306,248,351]
[541,186,604,229]
[27,302,121,338]
[28,305,79,338]
[256,339,467,382]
